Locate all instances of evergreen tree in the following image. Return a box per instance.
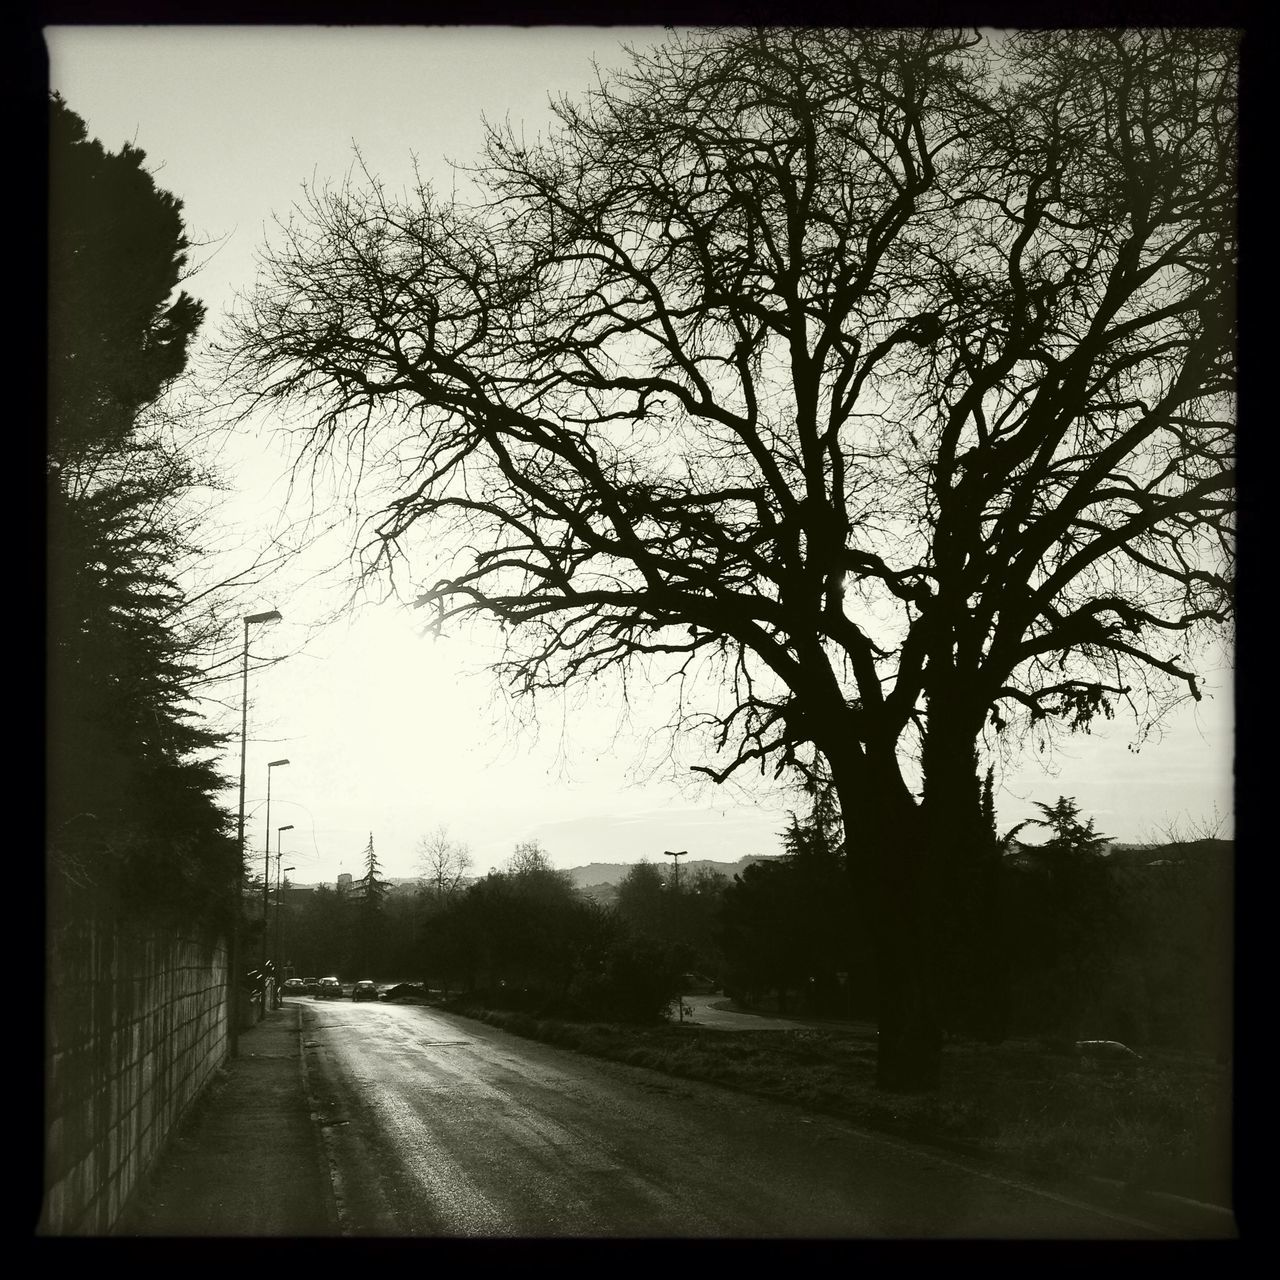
[48,93,204,459]
[1024,797,1112,857]
[1002,797,1119,1039]
[721,785,857,1015]
[353,834,390,974]
[46,95,230,923]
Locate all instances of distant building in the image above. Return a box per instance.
[337,872,353,896]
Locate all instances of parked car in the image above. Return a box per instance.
[352,980,379,1003]
[282,978,307,996]
[302,977,318,994]
[316,976,343,999]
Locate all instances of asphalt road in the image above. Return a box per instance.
[297,997,1171,1239]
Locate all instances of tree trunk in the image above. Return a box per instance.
[876,944,944,1092]
[837,753,944,1093]
[920,707,1008,1045]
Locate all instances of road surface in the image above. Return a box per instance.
[296,997,1171,1239]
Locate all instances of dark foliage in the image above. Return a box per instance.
[569,931,684,1024]
[998,835,1233,1054]
[46,96,231,926]
[413,844,689,1023]
[721,792,864,1016]
[48,94,204,459]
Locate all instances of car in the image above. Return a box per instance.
[282,978,307,996]
[302,977,318,994]
[352,980,379,1003]
[315,976,343,999]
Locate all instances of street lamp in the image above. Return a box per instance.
[261,758,290,975]
[274,824,295,1006]
[279,866,297,997]
[231,608,281,1057]
[663,851,689,1023]
[663,850,688,893]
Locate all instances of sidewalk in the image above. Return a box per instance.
[118,1001,339,1236]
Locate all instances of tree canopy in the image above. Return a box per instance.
[225,28,1236,1087]
[48,93,205,460]
[416,824,474,899]
[47,95,231,923]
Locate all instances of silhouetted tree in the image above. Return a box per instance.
[226,29,1236,1089]
[615,860,668,938]
[678,865,729,978]
[416,824,473,900]
[506,839,567,881]
[574,927,684,1024]
[1012,796,1112,858]
[722,792,855,1013]
[352,833,391,975]
[999,796,1120,1038]
[613,859,727,994]
[47,95,232,924]
[48,93,205,460]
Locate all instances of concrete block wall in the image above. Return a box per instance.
[41,913,230,1235]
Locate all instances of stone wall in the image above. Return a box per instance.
[42,911,230,1235]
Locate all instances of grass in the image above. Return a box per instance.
[436,996,1232,1208]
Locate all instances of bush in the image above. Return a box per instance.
[571,934,682,1024]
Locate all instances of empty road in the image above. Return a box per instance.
[296,997,1171,1239]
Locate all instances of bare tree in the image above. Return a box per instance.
[416,823,473,899]
[225,28,1236,1089]
[506,839,569,884]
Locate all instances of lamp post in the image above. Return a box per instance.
[662,849,688,894]
[231,608,281,1057]
[274,823,294,1007]
[663,850,689,1023]
[278,863,296,989]
[261,758,290,977]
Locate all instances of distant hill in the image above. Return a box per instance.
[565,854,784,889]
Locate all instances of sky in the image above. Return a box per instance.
[46,25,1235,886]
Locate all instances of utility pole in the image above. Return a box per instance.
[233,608,281,1057]
[664,850,689,1024]
[274,824,294,1006]
[261,758,290,982]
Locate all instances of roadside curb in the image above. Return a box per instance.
[1081,1177,1236,1238]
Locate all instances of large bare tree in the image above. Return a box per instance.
[225,28,1236,1089]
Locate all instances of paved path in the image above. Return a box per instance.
[118,1003,338,1236]
[680,994,876,1034]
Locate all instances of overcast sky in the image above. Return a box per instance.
[46,25,1235,885]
